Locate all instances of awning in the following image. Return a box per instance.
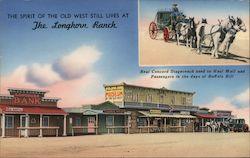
[0,105,67,115]
[194,113,222,119]
[82,109,131,115]
[138,111,196,119]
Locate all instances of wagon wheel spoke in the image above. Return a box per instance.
[163,27,170,42]
[149,22,158,39]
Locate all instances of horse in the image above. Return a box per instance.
[205,122,212,132]
[196,16,236,58]
[221,17,247,56]
[175,17,196,48]
[210,121,218,132]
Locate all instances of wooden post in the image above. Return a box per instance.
[179,119,181,132]
[95,114,98,135]
[127,115,131,134]
[164,117,166,132]
[39,114,43,137]
[72,128,74,136]
[147,117,150,133]
[63,115,67,136]
[56,128,58,137]
[2,114,5,138]
[202,118,204,133]
[112,115,115,134]
[25,114,29,137]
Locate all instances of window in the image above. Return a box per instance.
[137,118,146,127]
[5,115,14,128]
[106,116,113,127]
[147,94,153,103]
[160,95,164,103]
[75,117,81,126]
[181,97,186,105]
[42,116,49,127]
[171,96,176,105]
[132,93,139,102]
[30,118,36,124]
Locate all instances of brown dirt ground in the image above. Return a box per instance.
[0,133,249,157]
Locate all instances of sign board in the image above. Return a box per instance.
[180,111,190,115]
[105,86,124,101]
[12,94,41,105]
[103,109,126,113]
[213,111,232,117]
[6,107,24,112]
[149,109,161,115]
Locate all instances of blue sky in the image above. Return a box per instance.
[0,0,249,119]
[0,0,138,79]
[140,0,249,23]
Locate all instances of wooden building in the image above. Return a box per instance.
[63,101,131,136]
[0,88,67,137]
[103,82,199,133]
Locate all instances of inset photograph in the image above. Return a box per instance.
[139,0,249,66]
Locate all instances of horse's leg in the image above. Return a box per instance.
[225,42,231,56]
[186,35,189,48]
[177,33,179,45]
[196,35,201,54]
[212,34,220,58]
[190,36,193,48]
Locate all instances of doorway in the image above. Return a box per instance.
[87,117,95,133]
[20,115,26,136]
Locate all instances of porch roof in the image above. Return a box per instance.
[82,109,131,115]
[138,111,196,118]
[0,105,67,115]
[194,113,223,119]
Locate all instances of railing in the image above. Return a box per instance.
[137,125,186,133]
[17,126,59,137]
[106,126,130,134]
[71,126,98,136]
[124,102,171,110]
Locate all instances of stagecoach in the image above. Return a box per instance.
[149,4,186,42]
[229,118,249,132]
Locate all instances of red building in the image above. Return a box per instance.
[0,88,67,137]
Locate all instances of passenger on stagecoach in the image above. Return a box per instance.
[172,4,179,12]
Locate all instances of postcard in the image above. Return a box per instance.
[0,0,249,157]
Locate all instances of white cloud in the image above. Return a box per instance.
[0,65,35,93]
[26,63,62,87]
[48,72,104,107]
[1,45,104,107]
[116,73,176,89]
[233,88,249,105]
[52,45,101,80]
[202,89,250,126]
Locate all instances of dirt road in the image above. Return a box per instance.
[0,133,249,157]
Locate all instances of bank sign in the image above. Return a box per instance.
[12,94,41,105]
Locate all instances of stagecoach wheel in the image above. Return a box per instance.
[163,27,169,42]
[149,22,158,39]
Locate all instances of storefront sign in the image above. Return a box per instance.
[6,107,23,112]
[149,109,161,115]
[12,94,41,105]
[105,86,124,101]
[214,111,231,117]
[103,109,126,113]
[180,111,190,115]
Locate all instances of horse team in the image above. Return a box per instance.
[173,16,247,59]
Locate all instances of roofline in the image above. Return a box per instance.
[103,82,195,94]
[211,110,232,112]
[8,88,49,93]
